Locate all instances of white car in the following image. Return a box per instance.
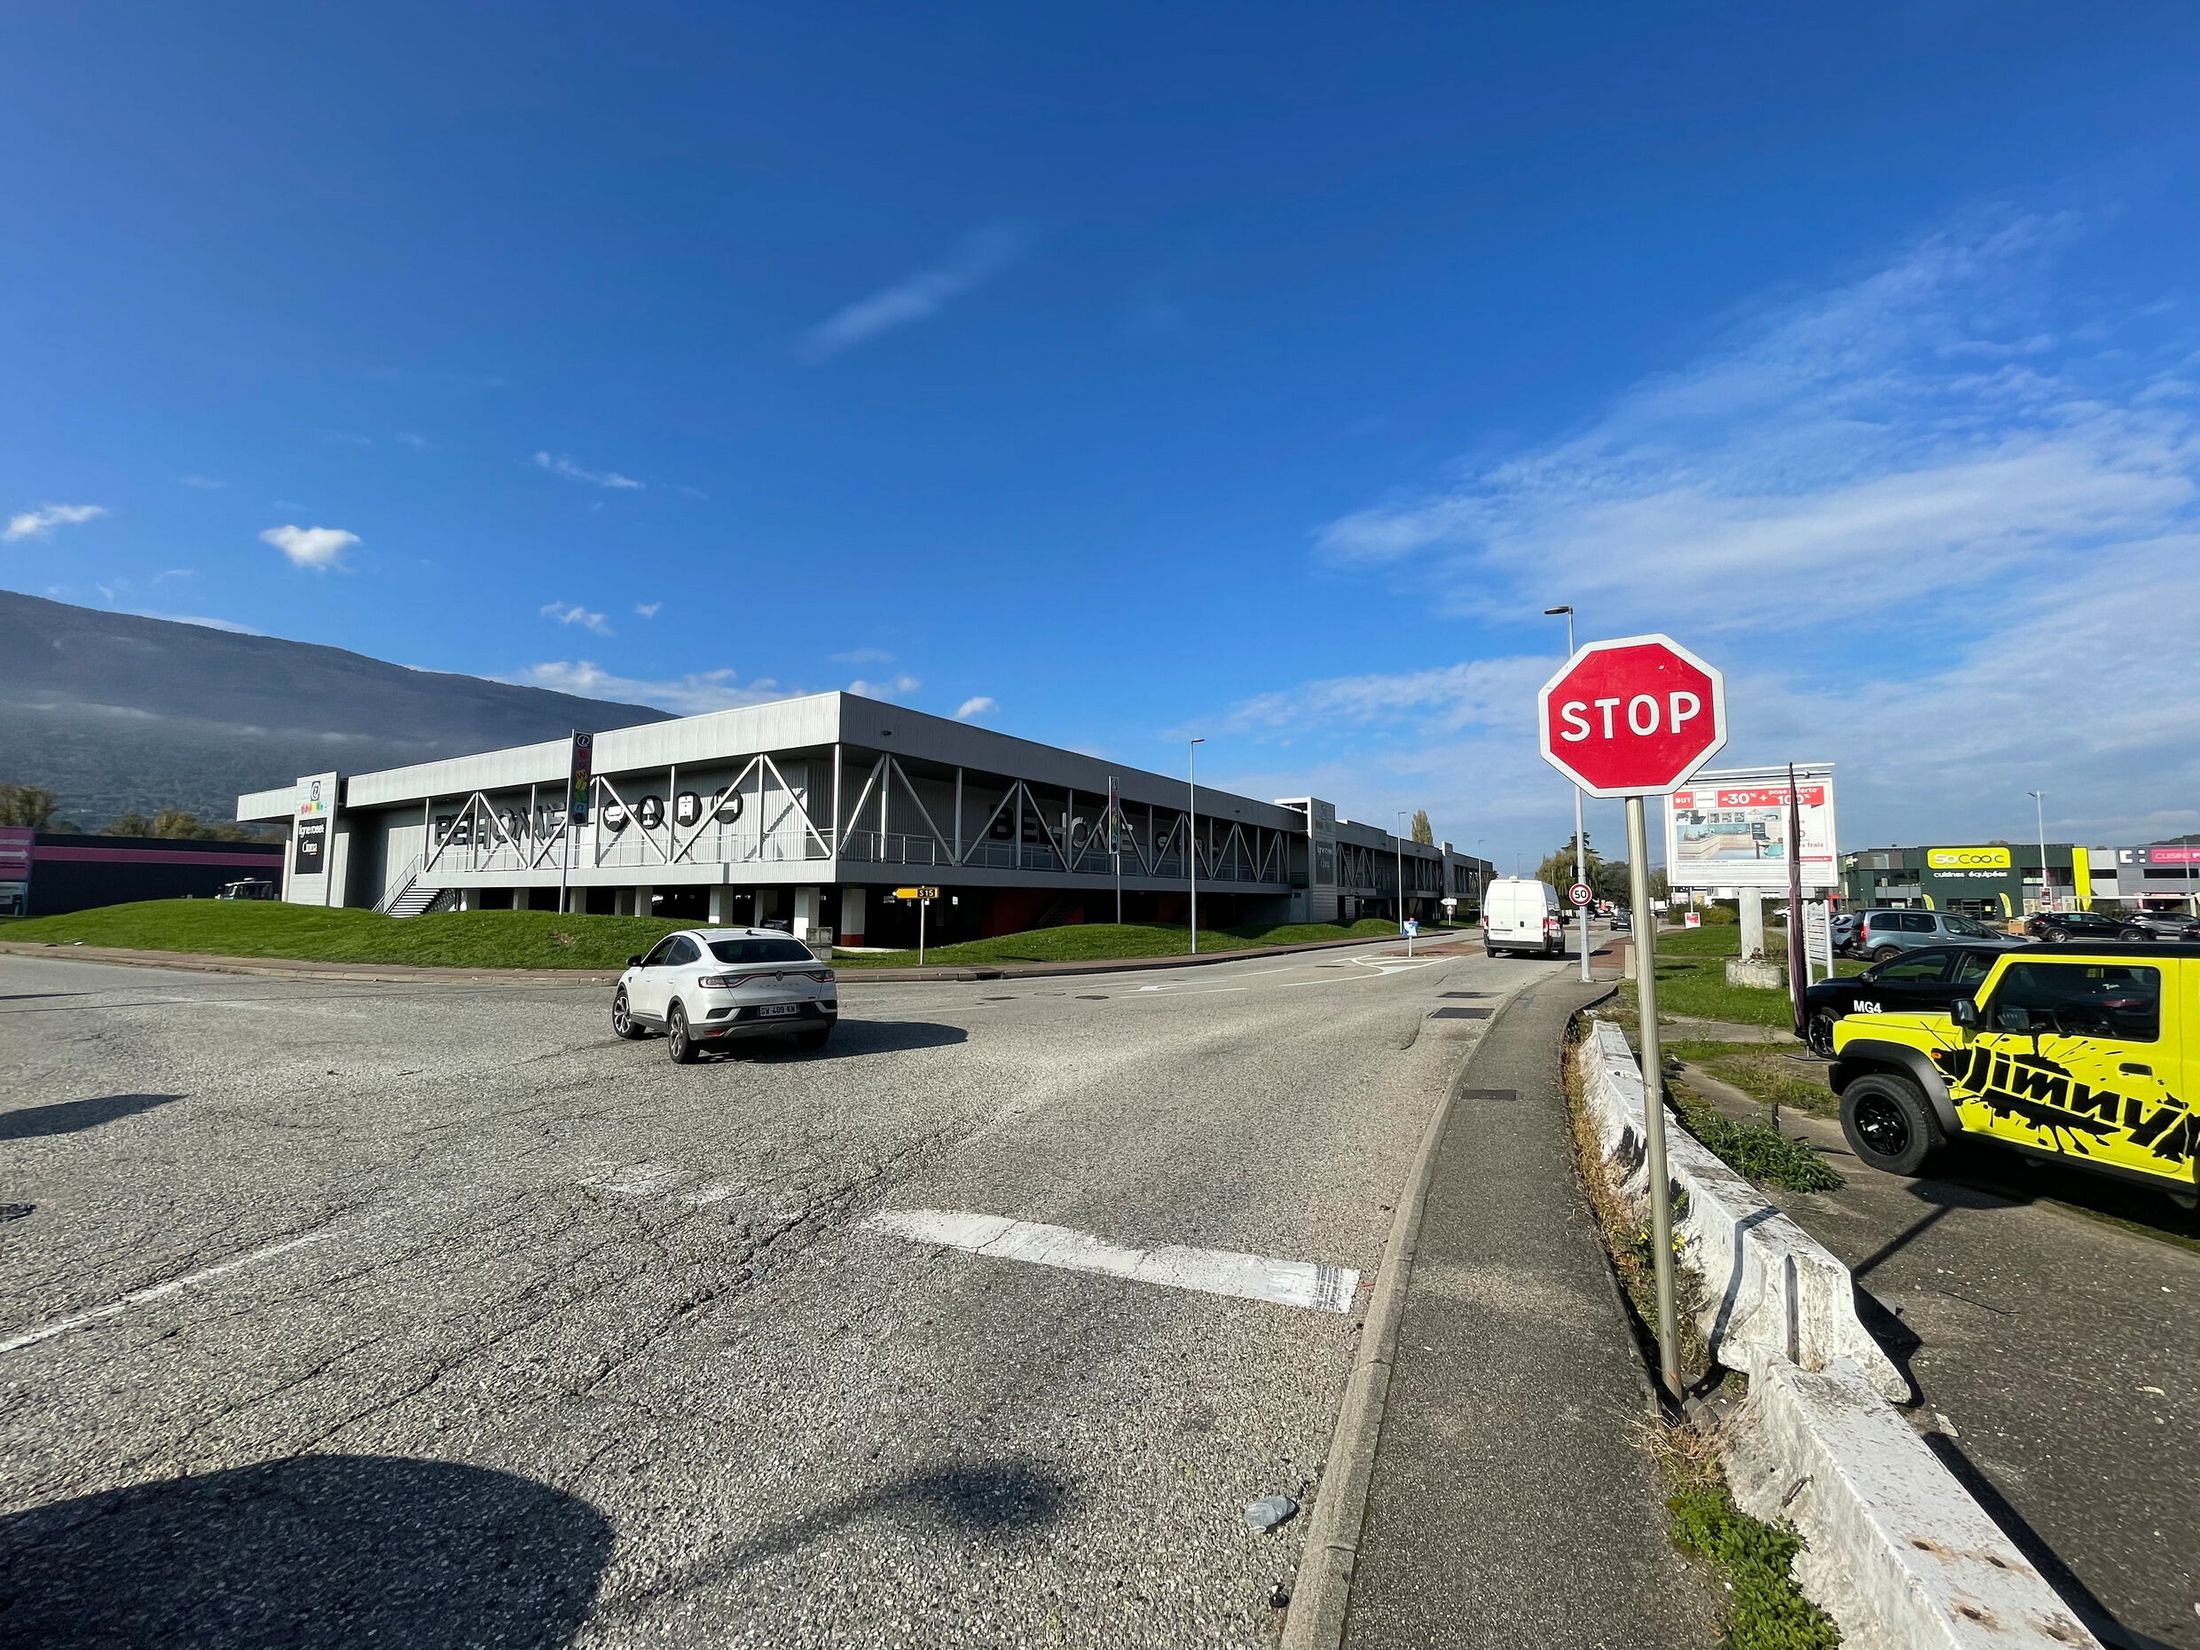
[612,927,838,1062]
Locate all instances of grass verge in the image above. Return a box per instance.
[0,900,691,970]
[1666,1040,1840,1123]
[1567,1016,1843,1650]
[829,917,1403,968]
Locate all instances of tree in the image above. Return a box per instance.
[1410,808,1434,846]
[105,809,156,837]
[102,807,264,841]
[0,783,63,829]
[1535,832,1601,891]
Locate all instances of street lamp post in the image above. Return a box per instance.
[1475,837,1486,915]
[1546,605,1592,983]
[1188,738,1205,954]
[1396,810,1409,927]
[2029,789,2050,915]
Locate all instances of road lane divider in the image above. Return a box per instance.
[864,1208,1359,1314]
[0,1228,341,1357]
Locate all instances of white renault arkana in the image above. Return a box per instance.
[612,928,838,1062]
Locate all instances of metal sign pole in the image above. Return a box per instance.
[918,894,926,966]
[1627,793,1683,1402]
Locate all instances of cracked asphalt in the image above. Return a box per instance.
[0,938,1558,1648]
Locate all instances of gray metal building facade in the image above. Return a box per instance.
[237,691,1490,946]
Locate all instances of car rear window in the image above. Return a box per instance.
[707,938,816,965]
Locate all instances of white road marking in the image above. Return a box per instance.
[681,1182,738,1207]
[0,1230,338,1357]
[864,1207,1359,1314]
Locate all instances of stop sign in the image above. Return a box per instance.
[1537,634,1726,797]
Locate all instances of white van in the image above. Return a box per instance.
[1481,876,1564,958]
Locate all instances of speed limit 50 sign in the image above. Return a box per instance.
[1568,882,1593,907]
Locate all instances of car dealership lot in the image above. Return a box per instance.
[0,941,1536,1647]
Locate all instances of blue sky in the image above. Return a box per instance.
[6,3,2200,867]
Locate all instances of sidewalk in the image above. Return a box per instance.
[1336,978,1719,1649]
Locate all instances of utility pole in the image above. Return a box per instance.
[1188,738,1205,954]
[2028,788,2050,915]
[1546,606,1592,982]
[1395,809,1408,928]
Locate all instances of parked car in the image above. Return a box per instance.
[1829,912,1859,951]
[1797,944,2004,1055]
[2024,910,2127,943]
[1829,941,2197,1199]
[1481,876,1564,958]
[1609,907,1632,932]
[1850,907,2022,963]
[612,927,838,1062]
[2116,908,2200,942]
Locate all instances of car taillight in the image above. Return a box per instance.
[696,974,740,989]
[1545,914,1561,935]
[805,970,835,984]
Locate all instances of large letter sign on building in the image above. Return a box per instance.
[1537,634,1727,798]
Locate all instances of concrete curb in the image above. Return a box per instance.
[1279,986,1533,1650]
[1578,1016,1907,1399]
[1577,1019,2102,1650]
[0,931,1474,988]
[1725,1360,2099,1650]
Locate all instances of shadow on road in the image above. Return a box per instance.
[0,1092,183,1141]
[725,1020,970,1062]
[0,1454,613,1649]
[1852,1144,2200,1270]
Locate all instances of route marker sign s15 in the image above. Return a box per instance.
[1537,634,1727,798]
[1568,881,1593,907]
[893,886,941,901]
[1534,631,1727,1405]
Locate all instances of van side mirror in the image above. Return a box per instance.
[1951,998,1979,1030]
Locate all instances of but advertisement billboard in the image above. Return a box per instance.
[1664,764,1839,893]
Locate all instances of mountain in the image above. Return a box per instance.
[0,590,674,827]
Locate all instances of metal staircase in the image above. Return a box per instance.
[373,858,460,919]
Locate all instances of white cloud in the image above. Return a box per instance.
[533,451,643,490]
[153,568,196,583]
[178,474,226,490]
[831,646,895,665]
[5,502,107,542]
[1281,207,2200,854]
[800,224,1025,359]
[260,524,359,571]
[540,600,613,636]
[394,431,430,450]
[953,695,999,721]
[502,660,786,717]
[129,610,265,635]
[634,601,662,619]
[848,673,921,700]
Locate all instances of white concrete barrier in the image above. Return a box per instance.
[1578,1016,1905,1399]
[1726,1360,2098,1650]
[1578,1017,2101,1650]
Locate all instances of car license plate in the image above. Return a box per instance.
[755,1003,799,1019]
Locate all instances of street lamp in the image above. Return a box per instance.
[1396,809,1410,927]
[1545,605,1592,983]
[1188,738,1206,954]
[2028,789,2050,916]
[1475,837,1486,913]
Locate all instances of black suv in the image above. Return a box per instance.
[2118,908,2200,941]
[2023,910,2127,943]
[1797,943,2005,1056]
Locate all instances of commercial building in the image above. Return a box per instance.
[0,827,282,917]
[1841,840,2200,919]
[235,691,1491,946]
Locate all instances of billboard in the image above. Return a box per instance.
[1664,764,1838,893]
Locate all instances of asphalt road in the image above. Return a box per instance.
[0,937,1563,1648]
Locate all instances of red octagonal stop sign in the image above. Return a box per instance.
[1537,634,1727,797]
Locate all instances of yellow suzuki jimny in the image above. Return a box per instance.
[1829,942,2196,1201]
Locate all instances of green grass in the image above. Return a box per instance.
[1671,1089,1844,1192]
[1,900,687,970]
[1631,925,1863,1029]
[1666,1039,1840,1121]
[831,917,1404,968]
[1667,1470,1841,1650]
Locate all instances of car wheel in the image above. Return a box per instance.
[667,1001,702,1064]
[2043,927,2069,943]
[1840,1072,1941,1176]
[611,988,647,1040]
[795,1027,831,1052]
[1871,945,1901,963]
[1805,1010,1839,1058]
[2119,927,2148,942]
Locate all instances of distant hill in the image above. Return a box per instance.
[0,589,673,827]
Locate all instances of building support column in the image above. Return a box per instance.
[840,886,867,946]
[793,886,824,942]
[709,886,733,924]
